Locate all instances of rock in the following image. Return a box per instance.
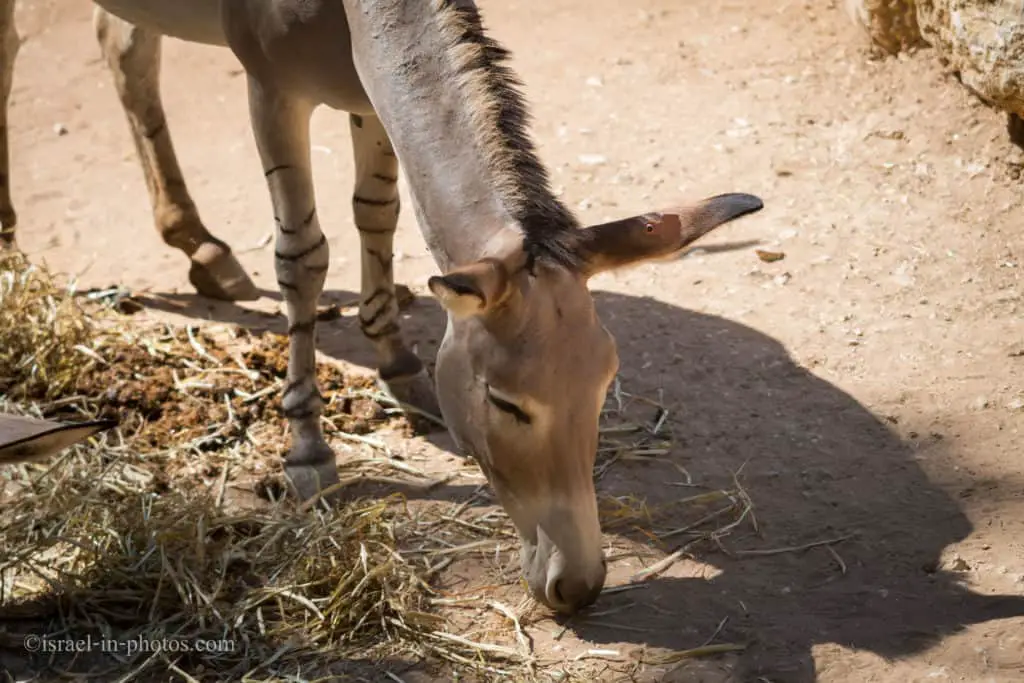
[755,249,786,263]
[844,0,924,55]
[950,556,971,571]
[963,160,987,177]
[916,0,1024,117]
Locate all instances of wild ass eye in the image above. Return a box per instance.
[485,387,532,425]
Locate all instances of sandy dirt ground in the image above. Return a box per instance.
[4,0,1023,681]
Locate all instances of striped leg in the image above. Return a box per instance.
[0,0,18,250]
[247,77,337,500]
[349,113,440,424]
[94,9,257,301]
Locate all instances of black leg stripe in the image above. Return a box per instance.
[282,407,317,420]
[367,248,393,274]
[362,321,400,340]
[362,288,391,309]
[282,380,302,399]
[354,195,397,207]
[275,216,297,235]
[359,303,390,330]
[356,224,395,235]
[265,164,294,178]
[287,320,315,336]
[144,120,167,139]
[275,234,327,261]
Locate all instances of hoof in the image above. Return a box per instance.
[378,369,444,435]
[284,460,342,505]
[188,241,259,302]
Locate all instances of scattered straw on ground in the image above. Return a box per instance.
[0,253,530,680]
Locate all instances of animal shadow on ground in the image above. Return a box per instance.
[574,292,1024,682]
[133,284,1024,682]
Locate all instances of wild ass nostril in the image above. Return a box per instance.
[545,573,602,614]
[551,579,565,607]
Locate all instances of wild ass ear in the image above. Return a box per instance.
[575,193,764,277]
[428,258,513,319]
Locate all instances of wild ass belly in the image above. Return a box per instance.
[93,0,228,46]
[94,0,377,116]
[221,0,375,114]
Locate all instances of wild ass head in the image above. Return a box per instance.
[428,193,763,614]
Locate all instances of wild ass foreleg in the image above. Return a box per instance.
[94,9,257,301]
[247,77,337,500]
[0,0,18,250]
[348,113,440,426]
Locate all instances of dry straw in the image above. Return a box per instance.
[0,252,531,680]
[0,251,91,401]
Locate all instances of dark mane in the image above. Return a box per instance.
[432,0,584,270]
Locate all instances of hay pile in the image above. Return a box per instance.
[0,252,91,401]
[0,252,527,680]
[1,462,434,678]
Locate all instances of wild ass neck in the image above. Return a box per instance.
[341,0,573,273]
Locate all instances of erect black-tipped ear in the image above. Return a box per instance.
[428,257,513,319]
[575,192,764,277]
